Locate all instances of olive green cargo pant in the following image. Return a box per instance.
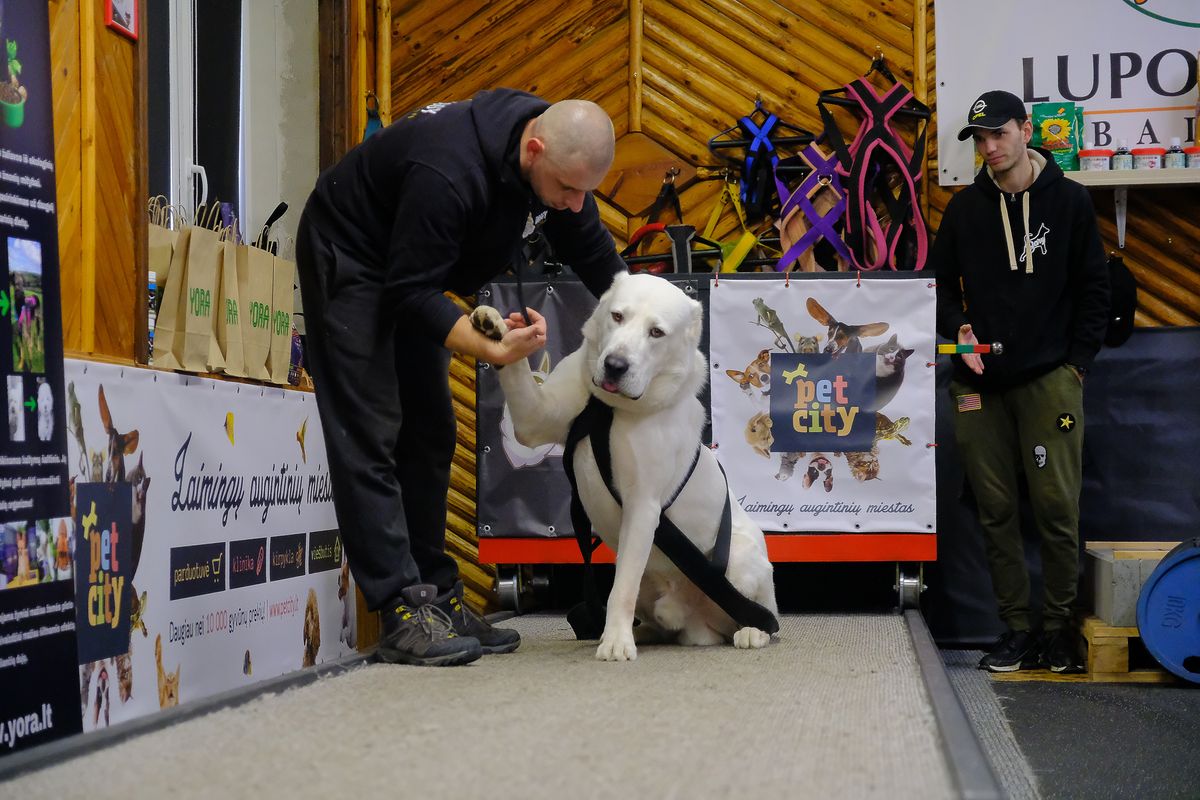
[951,365,1085,633]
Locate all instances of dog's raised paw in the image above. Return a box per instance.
[733,627,770,649]
[595,630,637,662]
[469,306,508,341]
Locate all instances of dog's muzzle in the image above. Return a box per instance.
[600,354,629,394]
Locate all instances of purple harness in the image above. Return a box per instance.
[772,142,853,271]
[819,78,930,271]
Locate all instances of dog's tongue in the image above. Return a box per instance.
[601,380,620,394]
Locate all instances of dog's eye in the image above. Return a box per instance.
[611,311,623,324]
[649,327,665,339]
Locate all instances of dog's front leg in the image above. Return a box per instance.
[596,502,660,662]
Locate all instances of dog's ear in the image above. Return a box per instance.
[854,322,890,338]
[805,297,832,325]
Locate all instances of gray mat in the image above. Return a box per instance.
[943,649,1042,800]
[3,615,955,799]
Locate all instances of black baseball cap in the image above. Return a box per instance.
[956,90,1028,141]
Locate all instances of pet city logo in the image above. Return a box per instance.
[1123,1,1200,27]
[73,483,133,663]
[81,503,126,629]
[769,353,875,452]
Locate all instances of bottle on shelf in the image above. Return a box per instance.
[1112,139,1133,170]
[1165,137,1186,169]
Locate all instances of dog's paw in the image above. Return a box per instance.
[595,629,638,661]
[733,627,771,649]
[469,306,508,341]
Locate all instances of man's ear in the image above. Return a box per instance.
[1020,118,1033,145]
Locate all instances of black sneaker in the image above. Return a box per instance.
[377,584,482,667]
[436,580,521,655]
[1040,628,1085,674]
[977,629,1040,672]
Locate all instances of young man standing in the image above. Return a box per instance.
[932,90,1110,673]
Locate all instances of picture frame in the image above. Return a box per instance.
[104,0,138,42]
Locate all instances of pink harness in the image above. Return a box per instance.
[818,77,930,270]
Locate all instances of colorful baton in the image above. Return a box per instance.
[938,342,1004,355]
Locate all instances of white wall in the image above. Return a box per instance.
[241,0,318,255]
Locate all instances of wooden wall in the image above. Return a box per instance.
[51,0,145,361]
[357,0,1200,609]
[45,0,1195,610]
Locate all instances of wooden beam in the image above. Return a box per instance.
[80,0,96,353]
[376,0,392,124]
[355,0,368,140]
[628,0,643,131]
[135,9,150,364]
[914,0,930,226]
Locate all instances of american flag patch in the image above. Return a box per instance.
[956,393,982,413]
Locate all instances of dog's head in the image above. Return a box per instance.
[744,412,774,458]
[582,272,705,412]
[726,349,772,397]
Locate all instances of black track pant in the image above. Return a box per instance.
[295,213,460,611]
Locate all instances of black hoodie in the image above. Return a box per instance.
[302,88,626,343]
[932,148,1110,391]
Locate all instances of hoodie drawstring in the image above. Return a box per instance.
[998,191,1035,275]
[1000,194,1018,271]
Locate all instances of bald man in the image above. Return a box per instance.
[297,89,626,666]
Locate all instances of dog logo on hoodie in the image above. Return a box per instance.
[1021,223,1050,263]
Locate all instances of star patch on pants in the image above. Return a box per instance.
[1057,412,1076,432]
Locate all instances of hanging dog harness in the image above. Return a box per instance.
[562,396,780,640]
[818,78,930,270]
[772,142,854,271]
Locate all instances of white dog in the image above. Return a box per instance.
[472,272,778,661]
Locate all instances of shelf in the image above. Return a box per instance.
[1064,169,1200,248]
[1066,169,1200,188]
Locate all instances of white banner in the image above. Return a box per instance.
[936,1,1199,184]
[60,361,354,733]
[708,277,936,533]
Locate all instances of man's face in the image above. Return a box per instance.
[527,149,606,213]
[972,119,1033,175]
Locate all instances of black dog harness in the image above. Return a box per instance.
[562,397,780,640]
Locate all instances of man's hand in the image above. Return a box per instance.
[958,324,984,375]
[494,307,547,366]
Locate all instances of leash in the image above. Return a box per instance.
[562,397,779,640]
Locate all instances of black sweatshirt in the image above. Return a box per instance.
[932,149,1110,391]
[302,88,626,344]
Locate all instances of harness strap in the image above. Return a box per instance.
[737,113,781,220]
[816,79,930,271]
[773,145,854,271]
[563,397,778,640]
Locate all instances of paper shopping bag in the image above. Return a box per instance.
[267,253,296,385]
[237,242,275,381]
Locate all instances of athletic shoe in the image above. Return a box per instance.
[377,583,482,667]
[977,629,1040,672]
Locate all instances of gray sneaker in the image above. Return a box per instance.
[377,584,482,667]
[436,580,521,655]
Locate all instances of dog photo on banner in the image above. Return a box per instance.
[708,277,936,534]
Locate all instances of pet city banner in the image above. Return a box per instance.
[936,0,1199,185]
[59,360,355,735]
[708,276,936,534]
[0,0,70,524]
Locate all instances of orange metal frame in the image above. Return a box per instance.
[478,534,936,565]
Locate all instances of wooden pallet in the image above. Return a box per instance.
[992,616,1177,684]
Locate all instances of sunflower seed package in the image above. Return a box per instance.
[1031,102,1084,171]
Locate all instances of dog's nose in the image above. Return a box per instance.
[603,355,629,381]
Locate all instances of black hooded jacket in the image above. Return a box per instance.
[932,149,1110,390]
[302,88,626,343]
